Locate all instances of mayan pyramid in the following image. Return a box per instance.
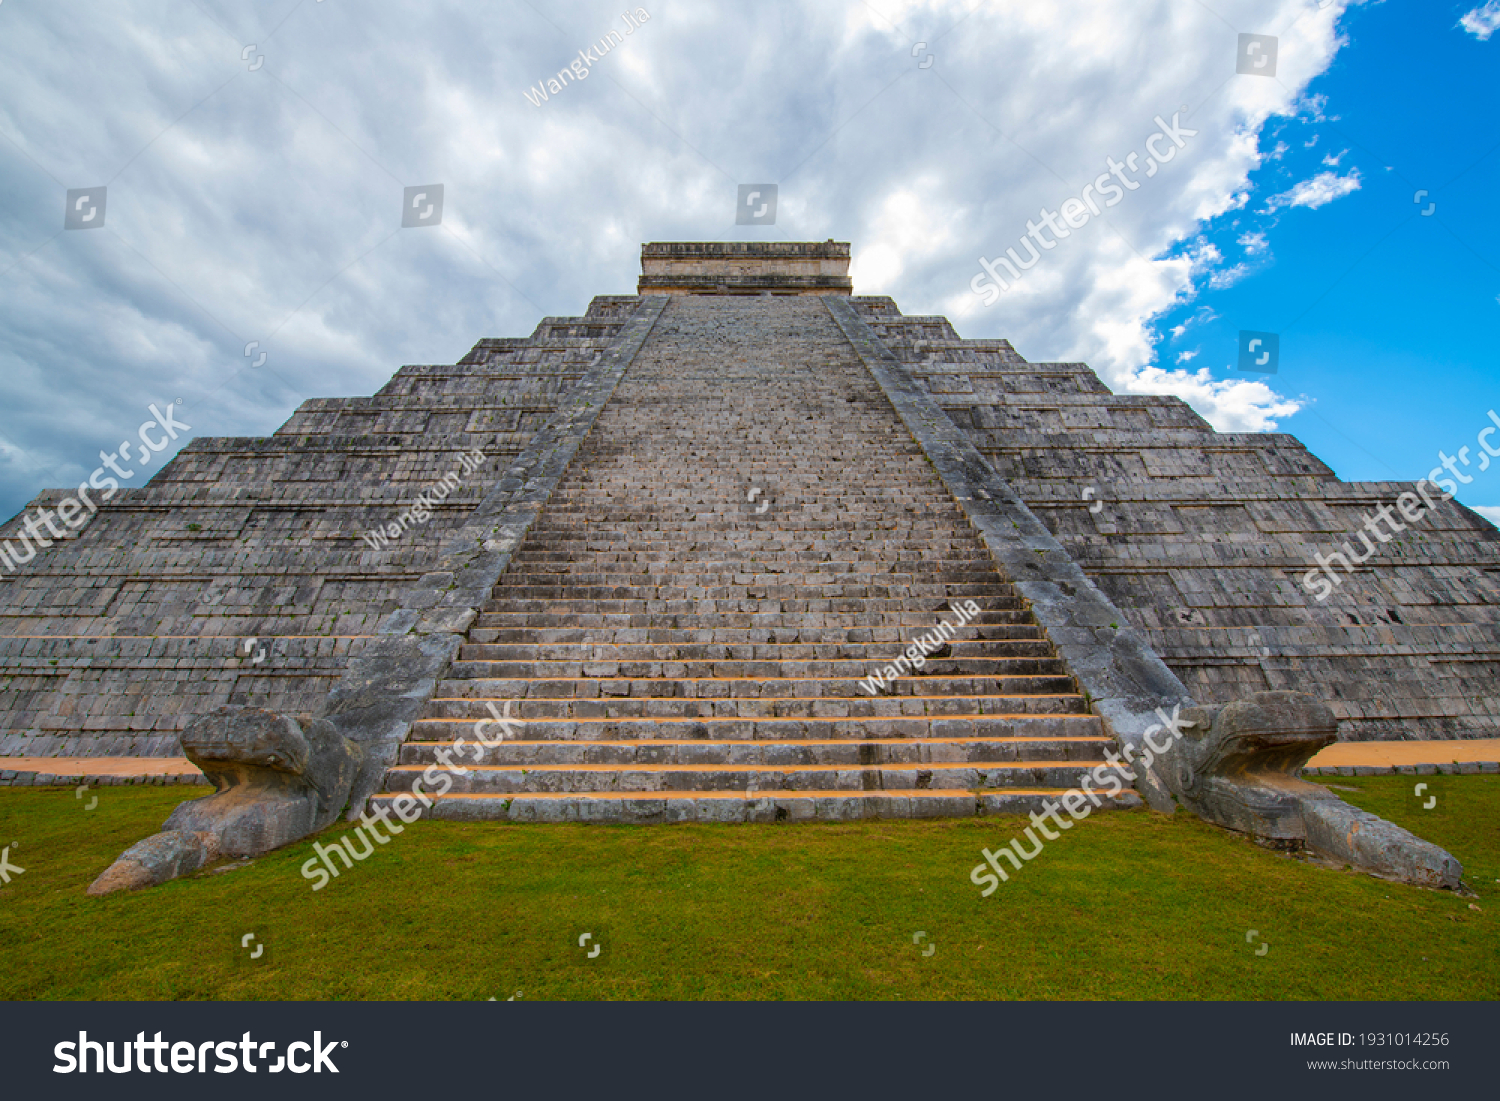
[2,241,1496,820]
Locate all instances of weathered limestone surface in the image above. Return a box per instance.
[325,296,669,809]
[85,830,219,896]
[0,298,640,757]
[1167,691,1341,838]
[4,244,1492,886]
[827,296,1464,885]
[371,292,1140,822]
[1166,691,1462,888]
[845,297,1500,742]
[1300,797,1463,889]
[638,241,852,296]
[87,705,362,894]
[166,706,361,851]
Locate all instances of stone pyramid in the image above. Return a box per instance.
[3,241,1496,828]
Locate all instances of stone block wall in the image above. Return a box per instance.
[5,270,1495,760]
[0,297,641,757]
[637,241,853,295]
[848,296,1500,742]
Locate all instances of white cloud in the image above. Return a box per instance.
[1297,92,1333,123]
[1238,230,1269,254]
[1471,505,1500,527]
[1169,307,1219,342]
[1460,2,1500,40]
[1208,262,1252,289]
[0,0,1356,516]
[1122,365,1305,433]
[849,179,958,293]
[1321,149,1347,166]
[1262,168,1363,211]
[1176,350,1198,364]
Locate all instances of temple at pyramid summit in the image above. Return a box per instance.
[2,241,1497,846]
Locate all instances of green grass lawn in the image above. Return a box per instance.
[1,774,1495,1000]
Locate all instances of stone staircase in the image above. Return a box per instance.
[370,295,1138,822]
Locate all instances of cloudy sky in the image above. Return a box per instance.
[1,0,1497,523]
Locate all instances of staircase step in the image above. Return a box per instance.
[456,640,1056,661]
[421,693,1088,720]
[479,598,1030,614]
[397,735,1111,767]
[489,585,1016,601]
[367,788,1143,822]
[407,714,1103,743]
[506,550,995,564]
[449,658,1069,679]
[375,295,1126,821]
[432,674,1083,698]
[384,760,1128,794]
[465,624,1046,644]
[469,611,1039,629]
